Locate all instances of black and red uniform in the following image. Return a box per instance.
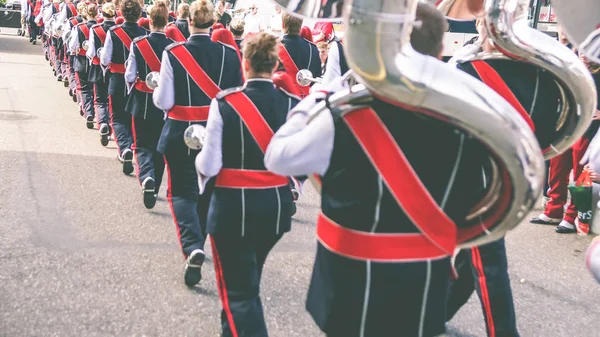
[73,20,95,123]
[278,34,321,98]
[89,20,116,135]
[105,22,146,163]
[196,80,299,336]
[126,32,173,207]
[153,34,242,276]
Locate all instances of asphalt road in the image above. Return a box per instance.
[1,31,599,337]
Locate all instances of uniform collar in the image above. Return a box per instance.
[188,33,210,41]
[245,78,274,89]
[150,31,166,36]
[122,22,137,28]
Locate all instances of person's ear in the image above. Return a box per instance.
[243,58,251,73]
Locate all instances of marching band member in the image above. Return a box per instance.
[278,12,320,98]
[87,2,117,145]
[50,0,64,81]
[196,31,298,337]
[70,3,97,127]
[32,0,44,44]
[61,0,82,99]
[264,3,489,336]
[125,0,172,209]
[229,18,243,51]
[164,3,190,42]
[65,1,87,104]
[152,0,243,287]
[313,22,347,89]
[101,0,145,175]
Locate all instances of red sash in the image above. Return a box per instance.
[92,25,107,44]
[168,105,210,121]
[471,60,535,131]
[340,107,457,256]
[53,3,59,12]
[166,23,186,43]
[278,45,310,97]
[67,3,77,16]
[69,17,78,27]
[134,80,153,93]
[27,0,33,11]
[215,91,288,189]
[78,24,90,56]
[136,38,161,72]
[169,45,220,99]
[112,26,132,51]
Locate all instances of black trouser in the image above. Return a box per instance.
[109,93,133,155]
[210,231,283,337]
[164,143,212,257]
[93,80,109,125]
[28,16,37,40]
[133,114,165,189]
[77,71,94,118]
[446,238,519,337]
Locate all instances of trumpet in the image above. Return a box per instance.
[296,69,322,86]
[145,71,160,90]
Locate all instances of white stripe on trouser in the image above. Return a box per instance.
[240,119,245,237]
[359,176,383,337]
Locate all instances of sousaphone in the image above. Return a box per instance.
[187,0,545,248]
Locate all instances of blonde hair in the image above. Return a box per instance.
[177,3,190,19]
[102,2,117,18]
[190,0,215,28]
[77,1,88,17]
[229,18,244,36]
[150,1,169,28]
[316,41,328,51]
[86,3,98,19]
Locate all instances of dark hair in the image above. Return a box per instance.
[243,32,279,74]
[282,12,302,35]
[150,0,169,28]
[121,0,141,22]
[411,3,448,58]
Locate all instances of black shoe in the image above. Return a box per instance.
[57,75,62,82]
[86,115,94,129]
[142,177,157,209]
[32,40,36,45]
[291,188,299,201]
[530,216,561,225]
[99,124,109,146]
[68,90,73,97]
[184,249,205,287]
[122,149,134,175]
[555,225,576,234]
[44,53,48,61]
[79,108,84,117]
[29,38,33,42]
[72,92,77,102]
[63,80,69,87]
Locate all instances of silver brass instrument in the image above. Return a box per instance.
[551,0,600,64]
[296,69,322,86]
[82,40,90,51]
[271,0,545,248]
[449,0,596,160]
[145,71,160,90]
[184,124,206,150]
[96,47,104,60]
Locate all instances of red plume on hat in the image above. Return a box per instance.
[300,26,313,43]
[312,22,334,43]
[137,17,150,30]
[115,17,124,24]
[212,22,225,31]
[272,71,302,96]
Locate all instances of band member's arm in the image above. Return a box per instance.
[86,30,96,64]
[264,92,335,176]
[124,44,137,93]
[195,99,223,194]
[100,32,113,67]
[68,26,79,53]
[56,3,67,24]
[152,51,175,111]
